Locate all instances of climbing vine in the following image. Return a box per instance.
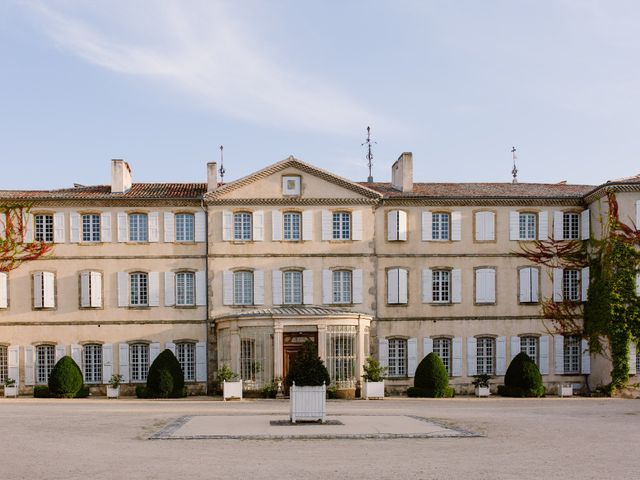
[0,204,52,272]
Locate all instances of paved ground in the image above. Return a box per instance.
[1,396,639,480]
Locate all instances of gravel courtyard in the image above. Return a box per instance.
[1,397,639,480]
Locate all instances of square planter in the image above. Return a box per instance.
[475,386,490,397]
[3,385,18,398]
[106,386,120,399]
[290,383,326,423]
[363,381,385,400]
[223,380,243,401]
[559,384,573,397]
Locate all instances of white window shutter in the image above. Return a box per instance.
[150,343,161,366]
[43,272,55,308]
[629,343,637,375]
[467,337,477,376]
[117,272,128,307]
[496,336,507,375]
[422,211,432,241]
[25,345,35,385]
[195,211,206,242]
[387,211,398,241]
[581,339,590,374]
[407,338,418,377]
[387,269,399,304]
[451,269,462,303]
[71,344,82,368]
[475,212,485,241]
[163,212,174,242]
[553,268,563,302]
[509,211,519,240]
[321,210,332,241]
[397,210,407,241]
[102,344,113,384]
[303,270,314,304]
[80,272,91,308]
[476,269,486,303]
[53,212,65,243]
[101,212,111,242]
[581,267,589,301]
[485,269,496,303]
[352,210,363,241]
[272,270,283,305]
[8,346,19,386]
[119,343,130,383]
[322,270,332,304]
[55,344,65,363]
[519,268,531,303]
[539,336,549,375]
[148,272,160,307]
[530,268,539,302]
[510,336,521,362]
[90,271,102,308]
[253,211,264,241]
[423,337,433,358]
[195,342,207,381]
[581,209,590,240]
[33,272,43,308]
[302,210,313,241]
[117,212,127,242]
[0,272,7,308]
[398,268,408,304]
[452,337,463,377]
[148,212,159,242]
[195,271,206,306]
[451,211,462,241]
[553,211,564,240]
[636,273,640,296]
[485,211,495,240]
[554,335,564,375]
[272,211,283,241]
[378,339,389,369]
[24,213,33,243]
[538,211,548,240]
[253,270,264,305]
[70,213,80,243]
[165,342,176,356]
[352,269,363,304]
[422,268,433,303]
[164,272,175,306]
[222,211,233,241]
[223,271,233,306]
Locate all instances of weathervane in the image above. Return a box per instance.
[511,146,518,184]
[219,145,226,183]
[362,126,376,183]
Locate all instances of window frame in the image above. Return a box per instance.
[476,337,495,375]
[563,335,581,374]
[520,336,539,367]
[175,271,195,306]
[0,345,7,384]
[283,270,303,305]
[128,213,149,242]
[176,342,196,381]
[332,211,351,240]
[433,337,451,376]
[240,338,256,381]
[36,344,55,385]
[563,269,581,302]
[83,343,103,384]
[283,211,302,241]
[233,270,254,305]
[519,212,537,241]
[129,343,150,383]
[332,270,352,304]
[81,213,101,242]
[34,214,54,243]
[175,213,195,242]
[432,269,451,304]
[387,338,407,378]
[129,272,149,307]
[431,212,450,241]
[233,212,252,241]
[562,212,580,241]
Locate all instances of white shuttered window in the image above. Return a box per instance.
[387,268,408,305]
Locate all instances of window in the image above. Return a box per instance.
[563,270,580,302]
[433,338,451,375]
[234,271,253,305]
[0,346,7,384]
[80,271,102,308]
[233,212,252,241]
[83,344,102,384]
[176,342,195,381]
[636,345,640,375]
[128,213,148,242]
[332,270,352,304]
[563,212,580,240]
[240,339,256,381]
[519,267,539,303]
[432,270,450,303]
[33,271,55,309]
[82,214,101,242]
[34,214,54,243]
[129,273,149,306]
[477,337,495,375]
[520,336,539,366]
[387,210,407,241]
[387,268,408,305]
[282,175,301,196]
[175,213,195,242]
[327,327,356,386]
[563,335,580,374]
[283,212,301,241]
[283,271,302,304]
[176,272,195,306]
[130,343,149,382]
[36,344,55,384]
[432,213,450,240]
[388,338,407,377]
[475,211,495,241]
[519,213,537,240]
[332,212,351,240]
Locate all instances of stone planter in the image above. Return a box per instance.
[475,386,490,397]
[363,380,385,400]
[559,384,573,397]
[223,380,243,401]
[289,383,326,423]
[106,386,120,399]
[3,385,18,398]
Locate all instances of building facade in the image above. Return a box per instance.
[1,155,639,395]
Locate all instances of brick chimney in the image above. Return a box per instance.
[391,152,413,193]
[207,162,218,193]
[111,159,132,194]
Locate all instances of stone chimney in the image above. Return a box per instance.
[111,159,132,194]
[391,152,413,193]
[207,162,218,193]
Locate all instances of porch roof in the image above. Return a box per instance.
[214,305,372,321]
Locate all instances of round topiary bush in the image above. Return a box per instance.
[285,340,330,387]
[145,349,186,398]
[499,352,545,397]
[48,356,84,398]
[407,352,454,398]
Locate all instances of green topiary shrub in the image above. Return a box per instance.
[285,340,330,387]
[499,352,545,397]
[145,349,186,398]
[33,385,50,398]
[48,356,84,398]
[407,352,454,398]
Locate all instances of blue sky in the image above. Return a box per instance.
[1,1,639,189]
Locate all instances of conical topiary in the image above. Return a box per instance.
[145,349,186,398]
[285,340,330,387]
[407,352,454,397]
[48,355,84,398]
[499,352,545,397]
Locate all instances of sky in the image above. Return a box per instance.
[1,0,640,190]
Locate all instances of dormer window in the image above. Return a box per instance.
[282,175,301,196]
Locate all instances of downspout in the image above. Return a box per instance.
[200,195,210,395]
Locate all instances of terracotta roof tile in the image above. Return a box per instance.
[0,183,207,200]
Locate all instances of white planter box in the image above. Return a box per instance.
[475,386,490,397]
[223,380,243,401]
[559,385,573,397]
[106,386,120,399]
[363,381,384,400]
[3,385,18,398]
[290,383,326,423]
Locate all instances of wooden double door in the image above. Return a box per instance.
[283,331,317,390]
